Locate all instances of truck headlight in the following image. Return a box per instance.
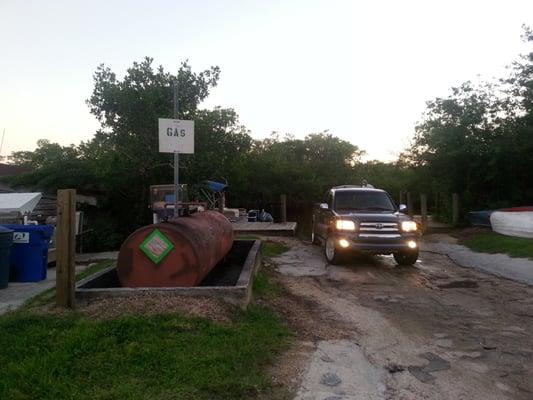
[401,221,417,232]
[336,220,356,231]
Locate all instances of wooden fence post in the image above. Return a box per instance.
[280,194,287,223]
[452,193,459,226]
[420,194,428,231]
[407,192,413,217]
[56,189,76,308]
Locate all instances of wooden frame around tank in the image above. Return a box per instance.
[75,240,262,310]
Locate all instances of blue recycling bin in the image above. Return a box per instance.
[1,224,54,282]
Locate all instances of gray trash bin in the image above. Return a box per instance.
[0,226,14,289]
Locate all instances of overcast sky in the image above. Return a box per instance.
[1,0,532,161]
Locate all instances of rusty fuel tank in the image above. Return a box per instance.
[116,210,233,287]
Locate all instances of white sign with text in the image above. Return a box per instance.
[158,118,194,153]
[13,232,29,244]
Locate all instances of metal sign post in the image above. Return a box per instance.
[157,81,195,218]
[173,81,179,217]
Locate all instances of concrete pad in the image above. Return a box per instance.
[422,241,533,285]
[273,242,327,277]
[295,340,385,400]
[0,271,56,314]
[0,264,89,315]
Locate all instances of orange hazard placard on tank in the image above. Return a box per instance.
[139,229,174,264]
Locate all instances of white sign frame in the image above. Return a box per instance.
[158,118,194,154]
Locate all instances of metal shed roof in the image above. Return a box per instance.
[0,192,42,214]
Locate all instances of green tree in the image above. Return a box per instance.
[182,107,253,192]
[405,25,533,213]
[85,58,222,232]
[8,140,93,191]
[236,132,364,207]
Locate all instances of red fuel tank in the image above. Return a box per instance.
[117,211,234,287]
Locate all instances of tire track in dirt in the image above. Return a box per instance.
[270,237,533,399]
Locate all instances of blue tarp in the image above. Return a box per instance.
[204,180,227,192]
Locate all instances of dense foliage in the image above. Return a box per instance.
[7,27,533,247]
[404,26,533,212]
[7,58,369,247]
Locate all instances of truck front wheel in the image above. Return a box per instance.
[393,249,419,266]
[324,236,343,265]
[311,223,320,245]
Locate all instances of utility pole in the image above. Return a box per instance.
[173,81,179,217]
[0,128,5,160]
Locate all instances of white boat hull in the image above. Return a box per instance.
[490,211,533,239]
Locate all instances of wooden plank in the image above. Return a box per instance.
[56,189,76,308]
[233,222,297,230]
[232,221,297,236]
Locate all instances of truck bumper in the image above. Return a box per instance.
[331,232,419,254]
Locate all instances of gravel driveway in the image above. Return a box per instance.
[269,235,533,400]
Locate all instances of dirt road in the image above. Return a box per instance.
[269,235,533,400]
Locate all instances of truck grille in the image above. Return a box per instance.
[359,222,399,232]
[358,222,400,238]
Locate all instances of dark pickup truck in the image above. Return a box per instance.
[312,185,420,265]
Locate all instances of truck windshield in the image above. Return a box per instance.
[334,191,396,212]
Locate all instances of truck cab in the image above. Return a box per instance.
[312,185,420,265]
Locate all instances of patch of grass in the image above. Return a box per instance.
[21,286,56,309]
[253,270,283,298]
[461,232,533,260]
[261,241,290,258]
[75,259,114,282]
[234,236,290,258]
[22,260,115,309]
[0,305,289,400]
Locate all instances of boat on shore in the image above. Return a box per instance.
[490,210,533,238]
[499,206,533,212]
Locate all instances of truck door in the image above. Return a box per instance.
[316,191,333,239]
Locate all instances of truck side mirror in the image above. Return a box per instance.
[319,203,329,210]
[399,204,407,213]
